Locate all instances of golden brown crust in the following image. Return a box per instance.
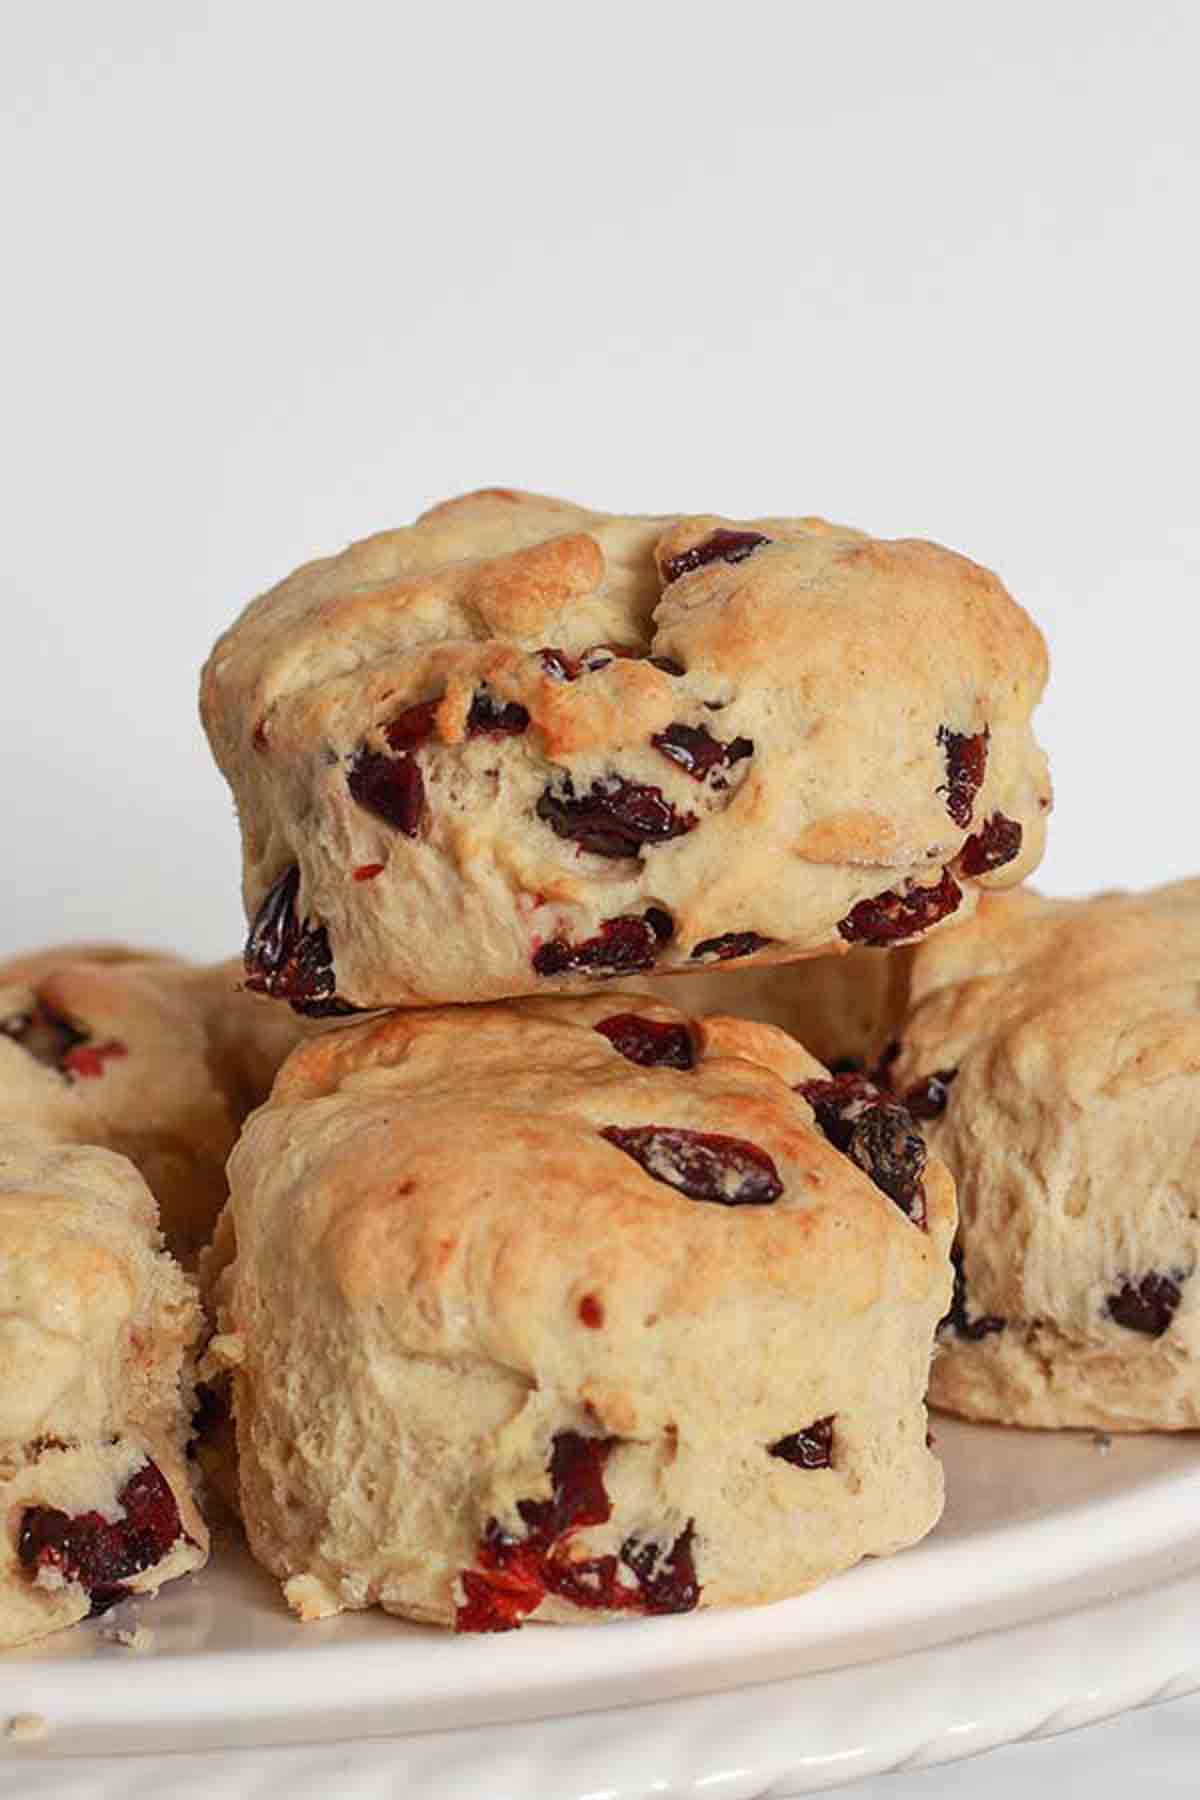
[201,489,1051,1010]
[213,995,954,1628]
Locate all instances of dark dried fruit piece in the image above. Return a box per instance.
[383,699,440,750]
[651,723,754,782]
[348,749,424,836]
[690,931,772,962]
[466,690,530,736]
[1106,1270,1185,1337]
[800,1074,927,1227]
[244,864,345,1016]
[578,1294,605,1328]
[940,1243,1006,1340]
[537,776,696,858]
[2,1005,87,1074]
[648,655,685,676]
[601,1125,783,1205]
[960,813,1023,876]
[903,1068,958,1120]
[837,869,962,946]
[533,908,674,978]
[663,529,770,583]
[455,1432,700,1631]
[595,1013,696,1070]
[768,1415,835,1469]
[937,725,989,828]
[18,1459,187,1617]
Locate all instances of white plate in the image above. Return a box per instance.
[2,1417,1199,1797]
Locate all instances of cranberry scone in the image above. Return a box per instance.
[0,945,310,1258]
[200,487,1051,1012]
[882,882,1200,1430]
[207,994,954,1630]
[0,1132,208,1648]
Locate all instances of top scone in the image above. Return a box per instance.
[201,489,1052,1011]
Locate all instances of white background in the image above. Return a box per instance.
[2,2,1199,1791]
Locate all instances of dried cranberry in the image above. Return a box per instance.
[455,1432,699,1631]
[601,1125,782,1205]
[244,864,344,1015]
[768,1416,834,1469]
[837,869,962,946]
[903,1068,958,1119]
[960,813,1023,876]
[651,723,754,782]
[940,1244,1006,1340]
[800,1075,927,1227]
[690,931,772,962]
[648,655,685,676]
[383,699,439,750]
[536,776,696,858]
[533,909,674,978]
[352,861,386,882]
[18,1460,187,1616]
[1106,1271,1185,1337]
[937,725,988,828]
[466,689,530,736]
[60,1040,127,1080]
[348,749,424,836]
[663,529,770,583]
[578,1293,605,1328]
[537,645,634,682]
[595,1013,696,1069]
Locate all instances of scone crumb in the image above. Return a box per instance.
[1092,1432,1113,1455]
[108,1623,156,1652]
[200,1331,246,1372]
[5,1713,50,1743]
[283,1572,342,1621]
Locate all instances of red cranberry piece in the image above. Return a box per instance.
[383,698,439,751]
[352,861,385,882]
[244,864,345,1016]
[466,689,529,736]
[663,529,770,583]
[903,1068,958,1119]
[940,1243,1006,1340]
[768,1415,834,1469]
[348,749,424,836]
[536,777,696,858]
[960,813,1023,876]
[18,1460,187,1616]
[456,1431,700,1630]
[690,931,772,962]
[837,868,962,946]
[578,1293,605,1328]
[937,725,989,828]
[539,647,583,681]
[601,1125,782,1205]
[60,1040,127,1080]
[651,723,754,782]
[533,908,674,978]
[800,1075,927,1228]
[1106,1271,1185,1337]
[595,1013,696,1069]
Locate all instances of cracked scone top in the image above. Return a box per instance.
[200,488,1051,1011]
[208,994,954,1629]
[886,882,1200,1430]
[0,1132,208,1648]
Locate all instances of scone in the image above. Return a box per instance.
[883,882,1200,1430]
[0,1132,208,1648]
[200,487,1051,1012]
[0,945,310,1258]
[207,994,954,1629]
